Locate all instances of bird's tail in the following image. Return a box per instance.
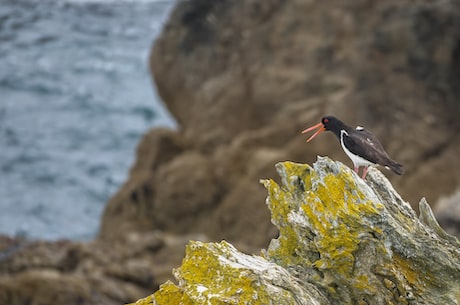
[386,160,404,175]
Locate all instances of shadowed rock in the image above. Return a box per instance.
[134,158,460,305]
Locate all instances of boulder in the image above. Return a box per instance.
[135,158,460,305]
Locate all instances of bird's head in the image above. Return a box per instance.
[302,116,344,142]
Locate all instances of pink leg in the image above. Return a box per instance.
[361,166,369,179]
[354,167,359,174]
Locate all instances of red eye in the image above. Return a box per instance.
[324,118,329,123]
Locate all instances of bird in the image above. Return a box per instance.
[302,116,404,179]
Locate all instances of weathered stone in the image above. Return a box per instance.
[143,158,460,305]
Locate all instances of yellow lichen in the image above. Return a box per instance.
[262,178,308,266]
[152,241,298,305]
[179,243,262,304]
[264,161,385,293]
[128,294,154,305]
[153,282,193,305]
[392,253,436,295]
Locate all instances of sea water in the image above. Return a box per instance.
[0,0,177,240]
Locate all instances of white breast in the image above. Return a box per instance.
[340,130,375,168]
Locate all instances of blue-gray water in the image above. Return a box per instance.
[0,0,177,240]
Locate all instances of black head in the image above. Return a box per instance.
[321,116,347,134]
[302,115,349,142]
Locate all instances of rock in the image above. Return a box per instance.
[99,128,186,240]
[149,241,329,305]
[137,158,460,305]
[101,0,460,253]
[0,232,206,305]
[434,189,460,237]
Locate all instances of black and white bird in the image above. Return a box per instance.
[302,116,404,179]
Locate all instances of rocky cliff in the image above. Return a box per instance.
[134,158,460,305]
[1,1,460,304]
[100,0,460,254]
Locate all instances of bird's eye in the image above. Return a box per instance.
[323,118,329,123]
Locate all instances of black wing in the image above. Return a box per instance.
[343,127,404,175]
[342,128,393,166]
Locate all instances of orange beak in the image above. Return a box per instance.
[301,122,326,142]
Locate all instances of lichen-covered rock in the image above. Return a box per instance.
[265,158,460,304]
[142,158,460,305]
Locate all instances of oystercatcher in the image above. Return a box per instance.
[302,116,404,179]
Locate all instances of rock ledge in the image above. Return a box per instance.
[134,157,460,305]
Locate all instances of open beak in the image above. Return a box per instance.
[301,122,325,142]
